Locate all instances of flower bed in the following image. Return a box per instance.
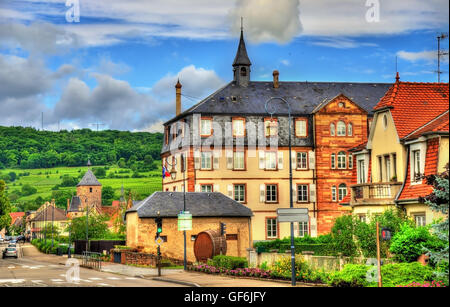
[190,264,273,279]
[396,281,446,287]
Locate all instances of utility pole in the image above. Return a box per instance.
[90,123,105,132]
[437,33,448,83]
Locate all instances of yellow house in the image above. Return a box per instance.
[29,201,69,238]
[345,77,449,225]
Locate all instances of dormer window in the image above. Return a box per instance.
[200,118,213,137]
[265,118,278,137]
[233,118,245,137]
[338,102,345,108]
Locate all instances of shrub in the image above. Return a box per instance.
[328,262,435,287]
[209,255,248,270]
[389,223,444,263]
[331,215,358,257]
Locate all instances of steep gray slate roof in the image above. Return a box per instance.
[166,81,391,125]
[77,169,102,187]
[126,192,253,218]
[68,196,81,212]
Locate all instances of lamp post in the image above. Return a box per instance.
[68,219,72,258]
[167,155,188,270]
[51,201,54,249]
[84,196,89,254]
[265,97,296,287]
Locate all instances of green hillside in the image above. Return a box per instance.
[2,165,162,212]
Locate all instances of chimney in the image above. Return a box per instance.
[273,70,279,89]
[175,79,182,116]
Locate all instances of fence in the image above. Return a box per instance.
[74,240,126,255]
[81,251,103,270]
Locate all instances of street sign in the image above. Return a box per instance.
[178,211,192,231]
[381,228,392,241]
[155,236,164,246]
[277,208,309,223]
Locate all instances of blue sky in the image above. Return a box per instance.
[0,0,448,132]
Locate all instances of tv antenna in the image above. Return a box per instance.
[90,122,105,132]
[437,33,449,83]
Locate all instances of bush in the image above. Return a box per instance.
[389,223,444,263]
[331,215,358,257]
[328,262,435,287]
[209,255,248,270]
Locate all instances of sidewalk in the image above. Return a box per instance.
[20,244,317,287]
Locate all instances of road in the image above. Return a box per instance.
[0,242,184,287]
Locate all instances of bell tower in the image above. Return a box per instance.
[233,18,252,87]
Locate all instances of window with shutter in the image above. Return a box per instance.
[265,184,278,203]
[265,152,277,170]
[233,151,245,170]
[297,185,308,202]
[278,152,284,170]
[296,152,308,170]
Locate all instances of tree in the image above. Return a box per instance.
[66,214,109,240]
[21,184,37,196]
[102,186,115,206]
[331,215,358,257]
[0,180,12,230]
[420,163,449,284]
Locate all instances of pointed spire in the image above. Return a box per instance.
[233,18,251,67]
[175,78,182,89]
[395,72,400,83]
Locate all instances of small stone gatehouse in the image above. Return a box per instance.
[125,192,253,263]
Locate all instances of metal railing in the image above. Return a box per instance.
[81,251,103,270]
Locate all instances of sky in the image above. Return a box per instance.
[0,0,448,132]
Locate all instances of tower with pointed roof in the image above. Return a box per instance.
[233,19,252,87]
[76,161,102,212]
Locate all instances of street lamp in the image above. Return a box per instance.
[166,153,188,270]
[51,201,54,249]
[265,97,296,287]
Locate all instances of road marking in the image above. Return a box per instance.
[32,280,44,283]
[88,277,103,280]
[97,283,111,287]
[125,277,138,280]
[0,279,26,284]
[50,279,64,282]
[7,266,15,269]
[107,277,120,280]
[81,279,92,283]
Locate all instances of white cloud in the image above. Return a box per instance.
[281,59,291,66]
[152,65,226,104]
[397,50,445,63]
[310,37,378,49]
[229,0,302,44]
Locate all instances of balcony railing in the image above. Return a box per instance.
[351,182,403,203]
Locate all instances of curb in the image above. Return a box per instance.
[151,277,201,287]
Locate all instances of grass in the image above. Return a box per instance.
[3,165,163,204]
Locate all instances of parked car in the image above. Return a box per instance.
[10,240,17,244]
[8,243,16,248]
[0,237,3,243]
[17,235,25,243]
[2,247,18,259]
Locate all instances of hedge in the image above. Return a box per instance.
[207,255,248,270]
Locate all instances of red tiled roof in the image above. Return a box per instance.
[405,111,449,140]
[398,137,440,201]
[9,212,25,225]
[374,80,449,139]
[349,141,368,152]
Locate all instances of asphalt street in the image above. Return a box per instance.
[0,242,184,287]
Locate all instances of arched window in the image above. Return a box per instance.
[338,184,347,201]
[348,123,353,136]
[330,123,336,136]
[240,67,247,77]
[337,121,346,136]
[338,152,346,169]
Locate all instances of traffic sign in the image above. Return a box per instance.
[178,211,192,231]
[155,236,164,246]
[277,208,309,223]
[381,228,392,241]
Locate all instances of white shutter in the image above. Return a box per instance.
[309,184,316,202]
[310,217,317,238]
[226,150,233,169]
[195,184,201,192]
[291,150,297,170]
[292,184,297,202]
[278,152,284,170]
[260,184,266,203]
[194,150,200,170]
[227,185,234,199]
[309,151,315,170]
[259,151,265,169]
[213,154,219,170]
[293,222,299,237]
[213,184,220,193]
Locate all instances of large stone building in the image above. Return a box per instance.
[343,78,449,224]
[161,29,392,240]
